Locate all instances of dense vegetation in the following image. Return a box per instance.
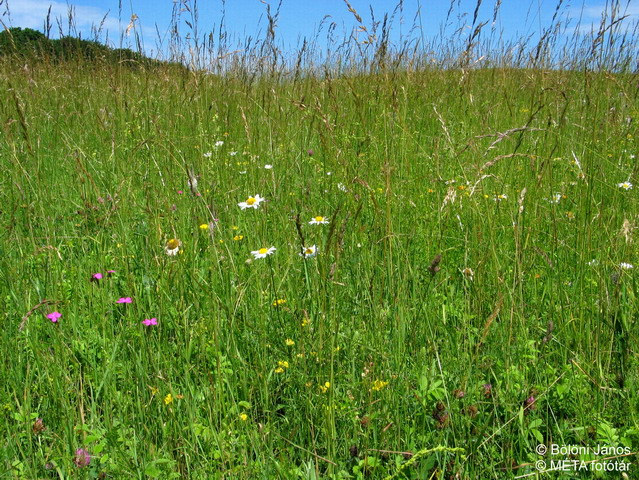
[1,2,638,478]
[0,27,164,67]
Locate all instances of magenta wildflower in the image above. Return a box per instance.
[73,448,91,468]
[91,273,103,282]
[107,270,116,275]
[116,297,132,304]
[46,312,61,323]
[523,395,536,414]
[482,383,493,398]
[177,190,183,194]
[307,149,314,156]
[142,318,158,326]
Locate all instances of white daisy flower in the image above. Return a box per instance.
[494,194,508,201]
[165,238,181,256]
[264,164,273,169]
[620,262,634,270]
[229,151,238,156]
[300,245,317,258]
[462,267,474,280]
[214,140,224,147]
[203,152,212,158]
[337,183,348,192]
[239,171,247,175]
[251,246,276,259]
[238,195,265,210]
[309,216,329,225]
[587,259,599,266]
[618,182,633,190]
[549,193,562,204]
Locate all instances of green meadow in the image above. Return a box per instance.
[1,5,638,479]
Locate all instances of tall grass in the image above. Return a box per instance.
[0,0,638,478]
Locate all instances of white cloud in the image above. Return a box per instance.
[570,3,639,20]
[581,4,639,18]
[2,0,157,50]
[567,3,639,36]
[4,0,119,34]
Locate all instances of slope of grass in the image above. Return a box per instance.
[0,56,637,479]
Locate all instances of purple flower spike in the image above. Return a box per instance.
[116,297,132,304]
[142,318,158,326]
[47,312,61,323]
[73,448,91,468]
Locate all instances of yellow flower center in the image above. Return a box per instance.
[314,216,324,222]
[247,197,256,205]
[305,248,313,254]
[259,248,268,255]
[167,239,180,249]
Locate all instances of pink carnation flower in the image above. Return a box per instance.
[142,318,158,326]
[46,311,61,323]
[116,297,132,304]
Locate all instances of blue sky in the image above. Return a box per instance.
[3,0,638,59]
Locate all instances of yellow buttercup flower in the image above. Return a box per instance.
[371,380,389,391]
